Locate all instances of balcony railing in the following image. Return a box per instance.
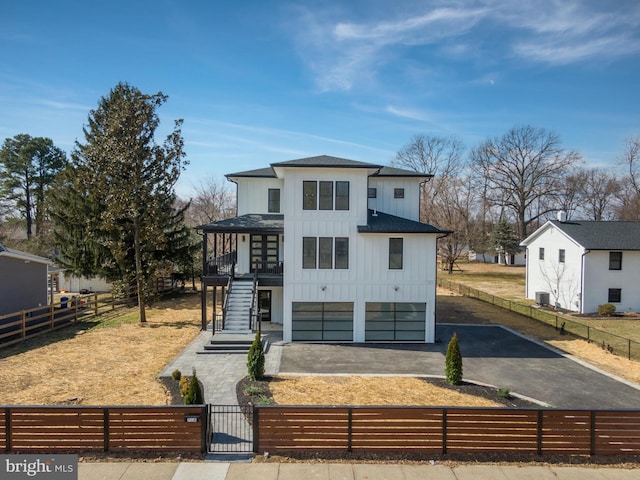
[250,260,283,275]
[205,251,236,277]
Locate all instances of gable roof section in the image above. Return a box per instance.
[0,244,52,265]
[521,221,640,250]
[198,214,284,233]
[358,210,449,234]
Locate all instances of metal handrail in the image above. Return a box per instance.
[249,270,258,332]
[220,274,233,332]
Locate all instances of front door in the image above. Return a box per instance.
[250,234,279,273]
[258,290,271,322]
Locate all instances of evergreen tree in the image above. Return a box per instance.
[247,330,265,381]
[445,332,463,385]
[0,134,67,240]
[490,218,521,264]
[51,82,187,322]
[184,369,204,405]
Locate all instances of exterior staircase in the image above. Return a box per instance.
[222,277,255,333]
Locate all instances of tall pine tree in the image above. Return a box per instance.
[52,82,188,322]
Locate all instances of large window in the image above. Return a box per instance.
[336,181,349,210]
[303,181,317,210]
[608,288,622,303]
[389,238,403,270]
[609,252,622,270]
[268,189,280,213]
[319,181,333,210]
[302,181,349,211]
[335,237,349,269]
[302,237,349,270]
[319,237,333,269]
[302,237,316,269]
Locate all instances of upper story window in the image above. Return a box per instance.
[268,189,280,213]
[558,249,565,263]
[303,237,349,270]
[389,238,403,269]
[609,252,622,270]
[539,247,545,260]
[394,188,405,199]
[302,181,350,211]
[303,181,317,210]
[335,181,349,210]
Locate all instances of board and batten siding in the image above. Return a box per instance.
[234,177,284,216]
[524,225,584,312]
[367,178,421,221]
[0,257,48,315]
[583,250,640,314]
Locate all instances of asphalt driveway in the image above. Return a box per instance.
[278,300,640,409]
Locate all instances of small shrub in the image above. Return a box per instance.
[257,394,274,405]
[247,331,265,381]
[171,369,182,381]
[445,332,463,385]
[498,387,512,399]
[184,369,204,405]
[245,385,263,396]
[179,375,190,398]
[598,303,616,316]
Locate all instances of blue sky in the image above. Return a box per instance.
[2,0,639,198]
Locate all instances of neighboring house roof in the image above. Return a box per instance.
[0,243,52,265]
[226,155,430,178]
[198,214,284,233]
[358,210,450,234]
[521,220,640,250]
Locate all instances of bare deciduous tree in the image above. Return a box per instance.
[470,125,582,239]
[186,176,236,227]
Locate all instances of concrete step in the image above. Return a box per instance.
[197,335,267,354]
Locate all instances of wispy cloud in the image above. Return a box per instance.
[287,0,640,91]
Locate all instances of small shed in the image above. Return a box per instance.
[0,244,52,315]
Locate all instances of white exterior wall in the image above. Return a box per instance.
[233,177,284,215]
[280,167,436,342]
[368,178,421,221]
[524,225,584,311]
[59,273,112,293]
[583,251,640,313]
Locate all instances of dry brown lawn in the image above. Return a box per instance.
[268,376,503,407]
[0,293,202,405]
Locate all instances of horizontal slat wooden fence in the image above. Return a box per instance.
[0,405,208,453]
[254,406,640,457]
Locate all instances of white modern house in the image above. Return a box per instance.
[520,215,640,314]
[0,244,52,315]
[198,155,449,343]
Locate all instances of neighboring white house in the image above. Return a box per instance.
[198,155,448,343]
[520,216,640,313]
[0,244,52,315]
[48,266,112,293]
[469,248,526,266]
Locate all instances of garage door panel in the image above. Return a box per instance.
[365,302,426,342]
[292,302,353,341]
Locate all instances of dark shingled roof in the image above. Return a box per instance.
[226,167,276,178]
[198,214,284,233]
[224,155,430,178]
[550,220,640,250]
[271,155,381,169]
[358,210,450,234]
[372,166,432,178]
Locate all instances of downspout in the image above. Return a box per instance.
[579,249,590,314]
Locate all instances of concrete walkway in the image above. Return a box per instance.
[78,461,640,480]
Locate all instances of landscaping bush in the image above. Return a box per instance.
[445,332,463,385]
[598,303,616,316]
[247,331,265,381]
[171,369,181,381]
[184,369,204,405]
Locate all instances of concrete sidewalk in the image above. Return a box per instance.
[78,462,639,479]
